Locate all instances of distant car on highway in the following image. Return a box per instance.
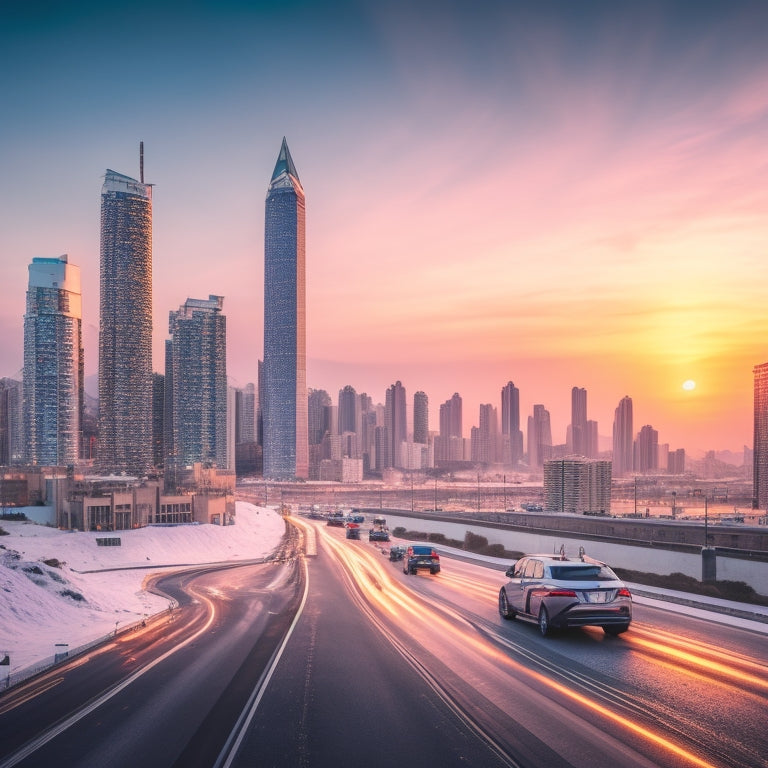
[498,551,632,637]
[346,523,361,540]
[369,528,390,542]
[403,545,440,575]
[389,545,406,561]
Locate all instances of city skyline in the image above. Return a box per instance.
[2,1,768,455]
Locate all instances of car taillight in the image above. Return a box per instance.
[433,554,439,560]
[547,589,577,597]
[616,588,632,598]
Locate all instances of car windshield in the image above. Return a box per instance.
[549,565,617,581]
[411,546,434,555]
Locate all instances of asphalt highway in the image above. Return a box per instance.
[1,517,765,768]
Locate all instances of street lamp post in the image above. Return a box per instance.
[704,494,709,546]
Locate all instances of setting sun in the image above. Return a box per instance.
[683,380,697,391]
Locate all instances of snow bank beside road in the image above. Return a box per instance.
[0,502,286,673]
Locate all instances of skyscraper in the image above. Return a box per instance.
[308,388,332,445]
[753,363,768,508]
[413,391,429,445]
[236,383,257,445]
[570,386,587,456]
[23,255,83,465]
[501,381,523,467]
[98,166,153,475]
[338,385,359,436]
[165,296,227,472]
[437,392,463,463]
[612,395,633,477]
[527,404,552,469]
[262,138,308,479]
[0,378,23,466]
[635,425,658,473]
[385,381,407,468]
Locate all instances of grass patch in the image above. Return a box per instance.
[613,569,768,607]
[391,527,523,560]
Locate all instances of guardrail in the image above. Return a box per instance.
[2,600,178,692]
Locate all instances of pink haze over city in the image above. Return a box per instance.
[1,1,767,456]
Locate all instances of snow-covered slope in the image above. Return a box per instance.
[0,502,286,674]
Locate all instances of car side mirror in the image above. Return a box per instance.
[505,568,515,577]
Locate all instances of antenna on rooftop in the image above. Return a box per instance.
[140,141,144,184]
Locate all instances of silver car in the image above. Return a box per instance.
[498,551,632,637]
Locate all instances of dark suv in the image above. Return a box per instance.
[403,545,440,575]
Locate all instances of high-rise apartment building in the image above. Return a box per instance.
[22,255,83,466]
[753,362,768,508]
[570,386,587,456]
[151,373,164,468]
[501,381,523,467]
[527,404,552,469]
[635,425,658,473]
[262,138,307,479]
[236,383,257,445]
[436,392,463,463]
[413,391,429,445]
[98,167,153,475]
[473,403,498,464]
[385,381,407,468]
[165,296,227,472]
[612,395,633,477]
[308,389,332,445]
[0,378,23,465]
[338,385,359,436]
[586,420,599,459]
[544,457,612,514]
[440,393,463,439]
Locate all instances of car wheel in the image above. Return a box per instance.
[538,606,551,637]
[603,624,630,636]
[498,588,514,620]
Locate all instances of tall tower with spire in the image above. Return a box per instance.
[98,161,153,475]
[262,138,308,479]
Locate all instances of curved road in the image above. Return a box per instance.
[1,517,765,768]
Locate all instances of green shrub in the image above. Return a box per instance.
[464,531,489,552]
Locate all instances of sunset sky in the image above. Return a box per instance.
[2,0,767,456]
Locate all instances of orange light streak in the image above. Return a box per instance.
[314,526,722,768]
[626,634,768,690]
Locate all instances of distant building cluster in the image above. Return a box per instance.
[5,138,768,525]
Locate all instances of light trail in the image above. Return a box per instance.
[626,633,768,691]
[314,523,726,768]
[0,678,64,715]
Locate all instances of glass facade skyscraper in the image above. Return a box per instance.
[501,381,523,466]
[98,169,153,475]
[612,395,634,477]
[23,255,83,465]
[263,138,308,479]
[413,391,428,445]
[165,296,227,472]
